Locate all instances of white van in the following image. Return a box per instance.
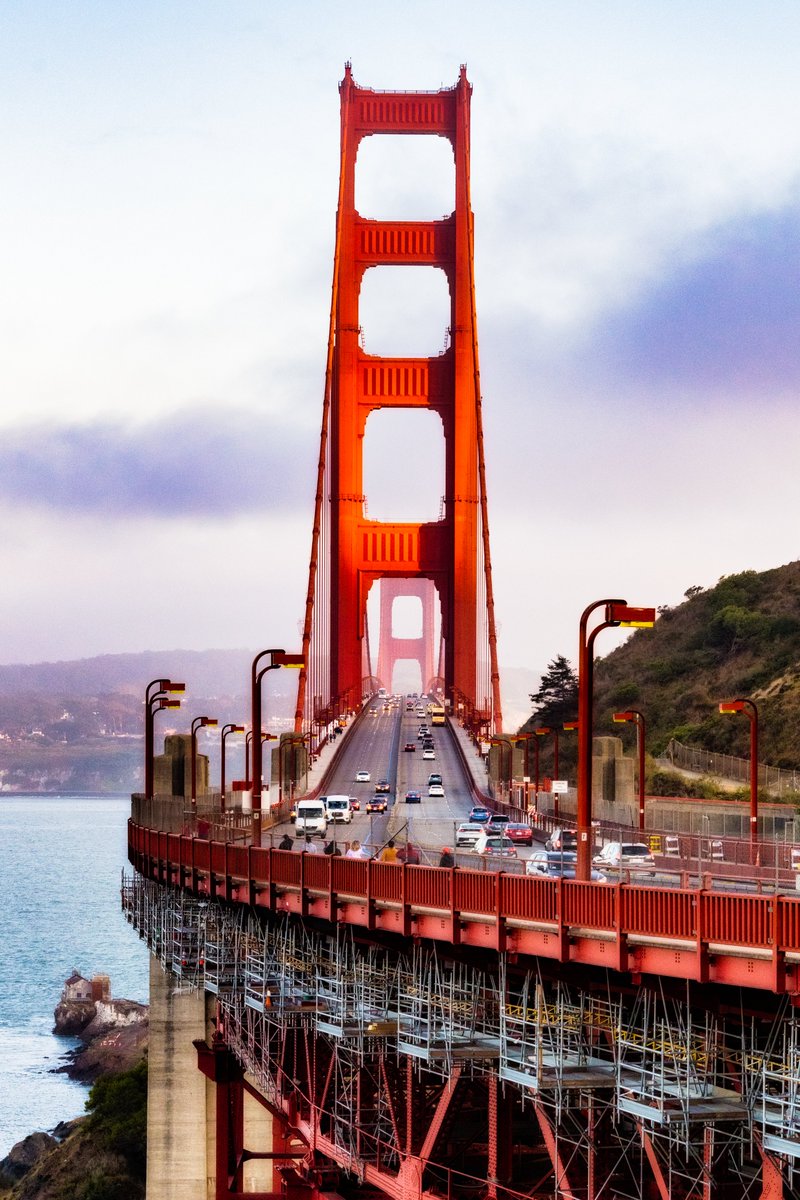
[294,799,328,838]
[322,795,353,824]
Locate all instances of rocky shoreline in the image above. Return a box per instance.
[0,985,148,1196]
[53,996,148,1083]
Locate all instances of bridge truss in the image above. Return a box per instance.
[123,873,800,1200]
[295,66,502,740]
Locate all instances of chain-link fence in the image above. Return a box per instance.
[662,739,800,797]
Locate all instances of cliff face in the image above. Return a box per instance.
[52,999,95,1037]
[56,998,149,1084]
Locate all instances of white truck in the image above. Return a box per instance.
[322,795,353,824]
[294,799,328,839]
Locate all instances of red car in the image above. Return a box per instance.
[504,822,534,846]
[404,741,416,752]
[366,796,387,813]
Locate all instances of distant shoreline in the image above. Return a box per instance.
[1,790,131,798]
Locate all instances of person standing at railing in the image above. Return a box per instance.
[378,840,399,863]
[345,840,366,859]
[278,833,293,850]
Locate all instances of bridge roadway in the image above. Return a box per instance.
[271,694,490,860]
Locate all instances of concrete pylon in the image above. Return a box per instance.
[146,957,209,1200]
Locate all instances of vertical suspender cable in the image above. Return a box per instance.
[294,91,351,737]
[459,84,504,735]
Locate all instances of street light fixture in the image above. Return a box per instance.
[144,678,185,799]
[191,715,218,810]
[250,650,305,834]
[719,698,759,846]
[577,600,655,880]
[219,723,245,810]
[613,709,647,832]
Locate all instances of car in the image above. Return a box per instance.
[417,727,429,739]
[366,796,388,813]
[375,779,391,794]
[427,783,445,798]
[526,850,608,882]
[405,790,421,804]
[349,797,360,811]
[355,770,371,783]
[487,814,511,830]
[504,822,534,846]
[422,748,435,760]
[469,806,491,824]
[472,832,517,858]
[545,827,577,851]
[594,842,656,871]
[404,741,416,752]
[428,773,442,786]
[456,822,483,847]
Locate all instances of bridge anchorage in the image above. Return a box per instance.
[125,65,800,1200]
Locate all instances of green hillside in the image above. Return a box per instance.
[591,562,800,769]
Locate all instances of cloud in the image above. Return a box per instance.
[0,406,316,517]
[588,202,800,396]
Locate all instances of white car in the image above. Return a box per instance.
[428,783,445,798]
[594,841,656,871]
[355,770,371,783]
[456,822,483,847]
[472,832,517,859]
[422,748,435,760]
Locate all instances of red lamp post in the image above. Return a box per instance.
[577,600,655,880]
[613,709,647,831]
[245,730,273,783]
[144,678,185,799]
[250,650,304,834]
[534,725,559,785]
[719,698,759,846]
[557,721,579,820]
[219,723,245,810]
[191,715,217,810]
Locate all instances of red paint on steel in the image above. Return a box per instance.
[296,66,501,732]
[129,822,800,994]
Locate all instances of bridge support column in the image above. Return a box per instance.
[146,957,210,1200]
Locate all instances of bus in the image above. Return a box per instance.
[430,704,446,726]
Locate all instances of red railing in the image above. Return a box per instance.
[129,820,800,991]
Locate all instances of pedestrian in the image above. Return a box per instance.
[324,839,341,856]
[379,839,399,863]
[278,832,293,851]
[303,834,318,854]
[438,846,454,868]
[344,840,365,859]
[398,842,420,865]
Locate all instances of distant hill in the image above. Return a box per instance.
[592,561,800,769]
[0,648,255,699]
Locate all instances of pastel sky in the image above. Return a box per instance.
[2,1,799,725]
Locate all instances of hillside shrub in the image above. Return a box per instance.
[84,1060,147,1182]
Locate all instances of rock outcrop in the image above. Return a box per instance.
[0,1133,57,1189]
[52,998,95,1036]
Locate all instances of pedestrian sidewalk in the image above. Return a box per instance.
[447,717,491,797]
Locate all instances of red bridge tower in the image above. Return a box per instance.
[298,66,501,737]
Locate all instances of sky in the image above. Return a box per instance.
[2,1,799,726]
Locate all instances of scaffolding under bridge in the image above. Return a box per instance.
[123,872,800,1200]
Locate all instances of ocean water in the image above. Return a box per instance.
[0,795,149,1157]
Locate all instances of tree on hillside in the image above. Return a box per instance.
[529,656,579,727]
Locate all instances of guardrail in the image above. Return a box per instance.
[129,819,800,996]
